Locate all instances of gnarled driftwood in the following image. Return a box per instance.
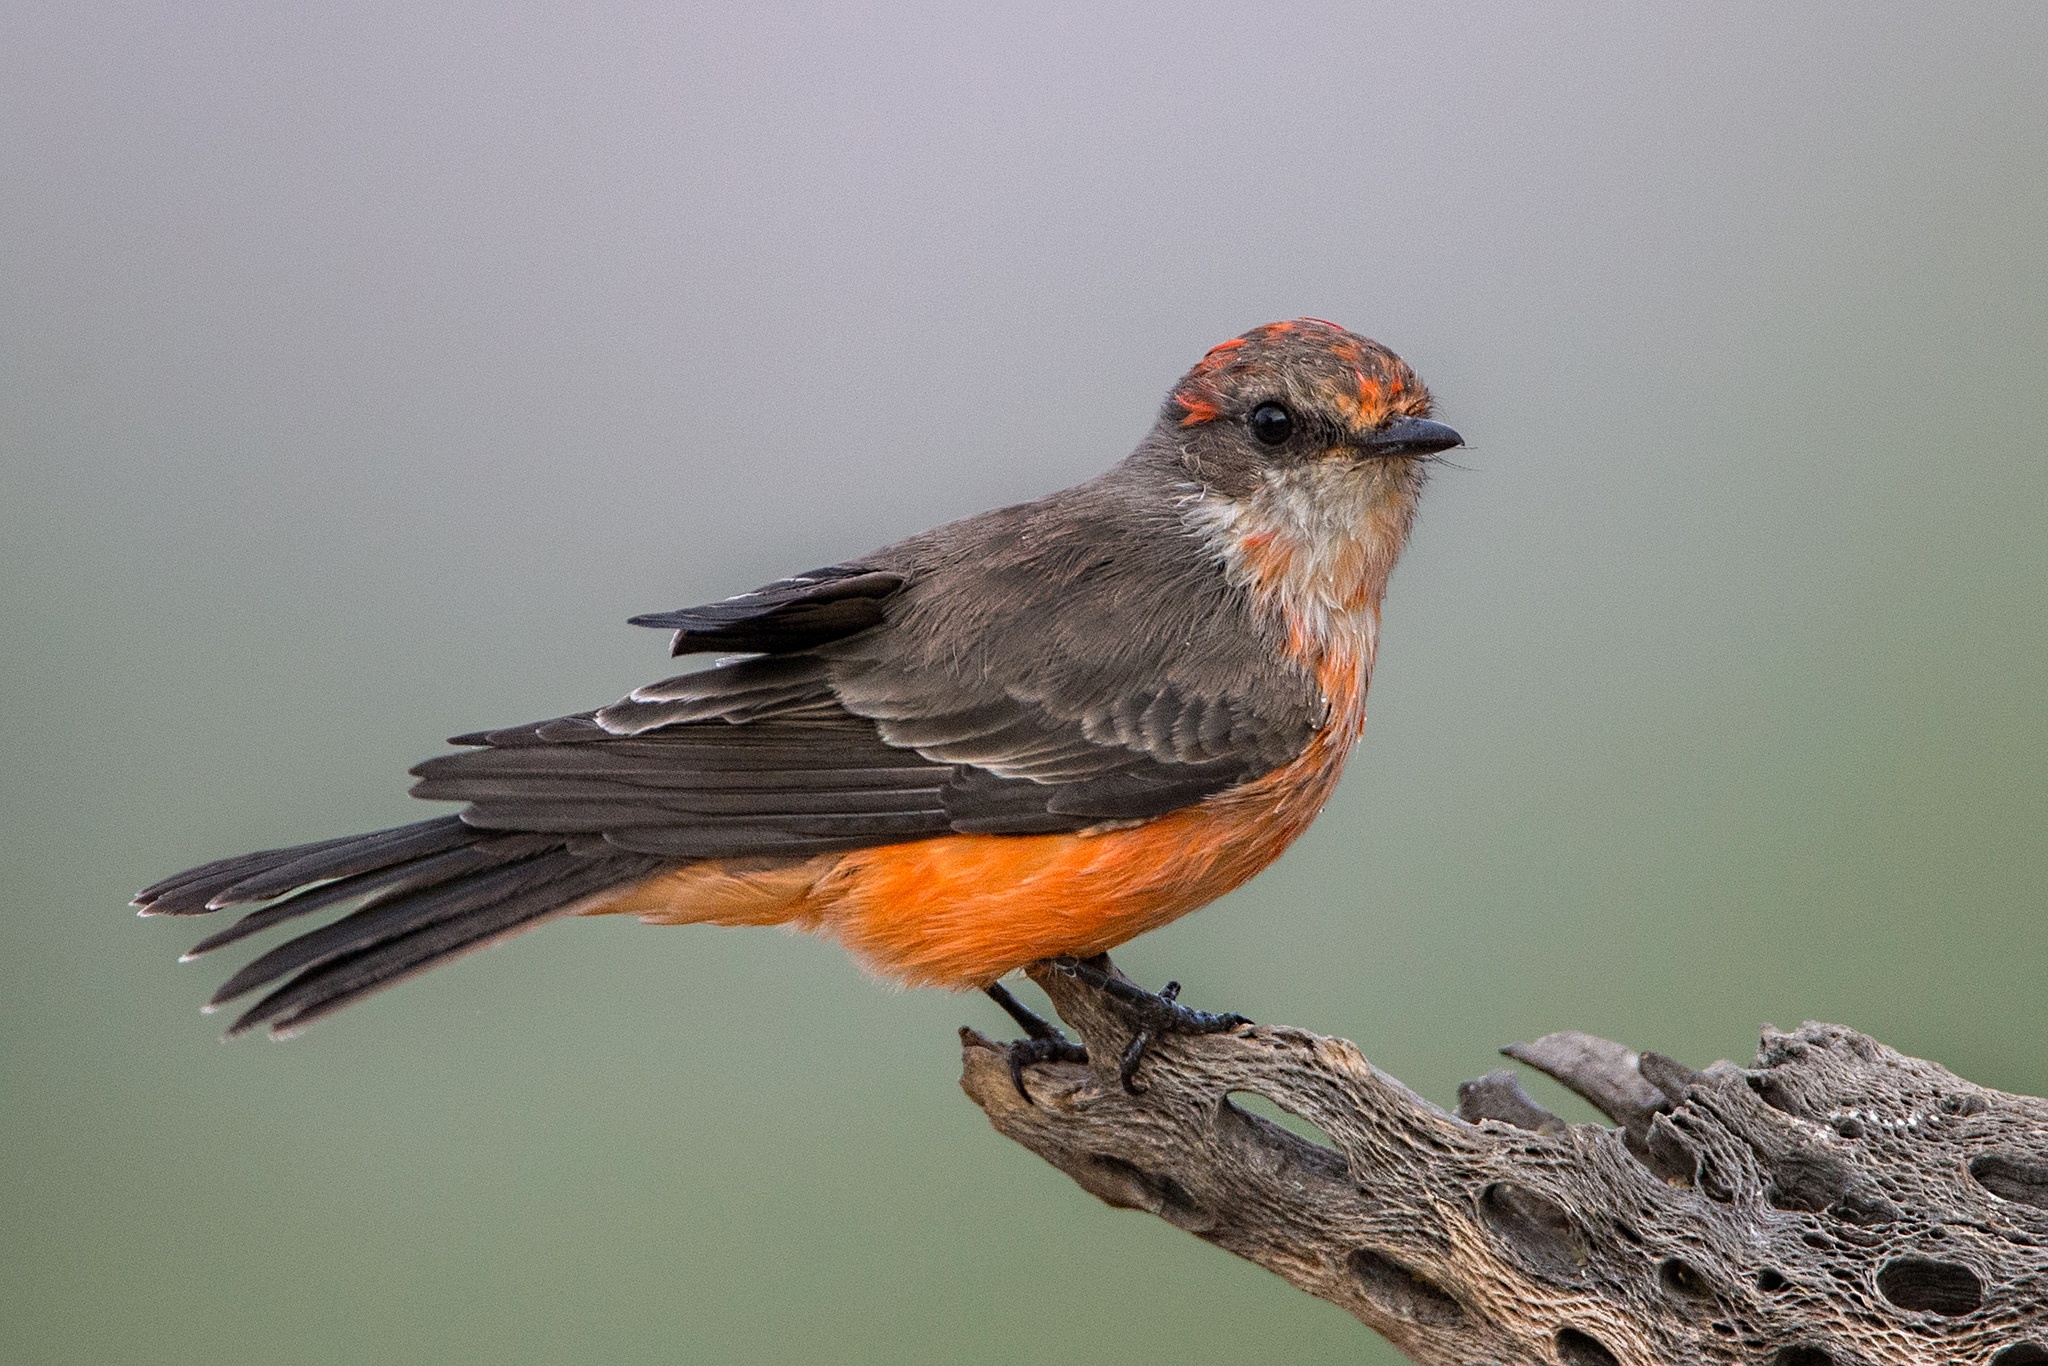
[959,961,2048,1365]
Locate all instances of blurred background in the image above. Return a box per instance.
[4,4,2045,1362]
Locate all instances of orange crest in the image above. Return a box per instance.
[1171,319,1427,430]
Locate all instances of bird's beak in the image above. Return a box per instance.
[1355,416,1463,459]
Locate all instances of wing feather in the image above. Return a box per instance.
[625,566,903,656]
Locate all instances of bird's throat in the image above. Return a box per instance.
[1187,460,1419,735]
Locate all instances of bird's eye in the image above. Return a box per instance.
[1248,402,1293,447]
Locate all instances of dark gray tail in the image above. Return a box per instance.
[135,817,661,1037]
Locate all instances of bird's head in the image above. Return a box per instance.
[1151,319,1461,653]
[1160,318,1459,505]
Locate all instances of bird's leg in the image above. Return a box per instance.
[1053,954,1253,1036]
[985,980,1066,1040]
[1050,954,1252,1094]
[984,981,1086,1102]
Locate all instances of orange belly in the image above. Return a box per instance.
[581,739,1350,990]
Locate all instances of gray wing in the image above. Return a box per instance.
[822,484,1326,830]
[147,464,1331,1036]
[420,473,1328,854]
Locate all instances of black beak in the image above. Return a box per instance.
[1356,416,1463,458]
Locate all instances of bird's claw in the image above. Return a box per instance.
[1050,955,1251,1093]
[984,980,1087,1103]
[1005,1034,1089,1101]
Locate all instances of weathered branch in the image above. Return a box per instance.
[959,961,2048,1365]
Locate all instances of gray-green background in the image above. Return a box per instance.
[5,5,2045,1363]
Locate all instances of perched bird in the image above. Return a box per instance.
[137,318,1460,1087]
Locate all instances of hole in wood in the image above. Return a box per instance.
[1658,1256,1714,1300]
[1756,1267,1790,1292]
[1971,1153,2048,1209]
[1992,1346,2048,1365]
[1644,1121,1699,1184]
[1554,1327,1620,1366]
[1770,1348,1831,1366]
[1478,1181,1590,1278]
[1749,1072,1805,1116]
[1767,1150,1850,1213]
[1876,1256,1982,1316]
[1223,1089,1342,1153]
[1211,1094,1350,1186]
[1080,1154,1204,1226]
[1347,1248,1464,1326]
[1830,1189,1899,1225]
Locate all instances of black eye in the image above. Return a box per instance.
[1248,402,1293,446]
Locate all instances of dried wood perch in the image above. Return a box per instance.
[959,960,2048,1366]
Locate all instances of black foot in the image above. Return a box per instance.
[984,982,1086,1102]
[1050,955,1251,1094]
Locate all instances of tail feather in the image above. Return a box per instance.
[209,846,586,1007]
[182,833,555,960]
[224,853,663,1037]
[204,815,474,908]
[141,816,663,1038]
[182,871,399,961]
[134,829,388,916]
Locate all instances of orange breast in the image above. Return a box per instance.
[795,734,1351,988]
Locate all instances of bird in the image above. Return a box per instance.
[136,317,1461,1089]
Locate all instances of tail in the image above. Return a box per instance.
[135,817,664,1038]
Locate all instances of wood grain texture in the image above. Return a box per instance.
[959,961,2048,1365]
